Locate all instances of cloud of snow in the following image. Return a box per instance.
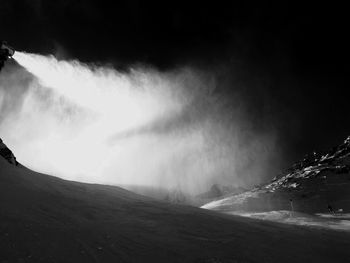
[0,52,282,194]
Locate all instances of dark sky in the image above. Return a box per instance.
[1,0,350,166]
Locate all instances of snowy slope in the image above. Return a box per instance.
[203,136,350,213]
[1,144,350,262]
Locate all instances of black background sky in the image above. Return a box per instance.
[1,0,350,167]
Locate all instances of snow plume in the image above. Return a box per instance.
[0,52,281,194]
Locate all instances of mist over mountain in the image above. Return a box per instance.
[0,53,284,194]
[203,136,350,214]
[2,0,350,174]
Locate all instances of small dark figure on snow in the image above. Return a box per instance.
[289,199,294,211]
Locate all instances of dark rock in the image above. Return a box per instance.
[0,138,18,166]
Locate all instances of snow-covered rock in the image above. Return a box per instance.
[0,138,18,166]
[202,136,350,213]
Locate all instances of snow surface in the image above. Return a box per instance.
[227,211,350,232]
[3,156,350,262]
[202,190,258,209]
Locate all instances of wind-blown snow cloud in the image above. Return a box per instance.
[0,52,282,194]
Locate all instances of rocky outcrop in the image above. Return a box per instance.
[0,138,18,166]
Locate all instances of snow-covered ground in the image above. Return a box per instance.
[227,210,350,231]
[2,141,350,262]
[201,190,259,209]
[202,136,350,215]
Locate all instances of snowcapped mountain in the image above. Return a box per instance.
[203,136,350,214]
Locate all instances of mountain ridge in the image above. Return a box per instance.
[203,136,350,213]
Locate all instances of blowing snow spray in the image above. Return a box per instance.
[7,48,226,194]
[1,43,280,196]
